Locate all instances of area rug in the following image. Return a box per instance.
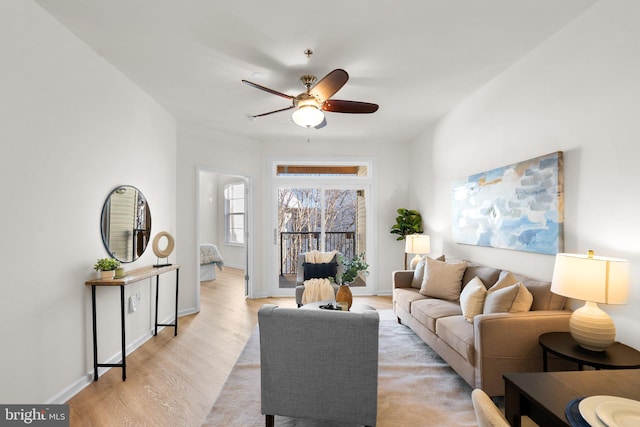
[203,310,478,426]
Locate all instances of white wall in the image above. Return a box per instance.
[0,1,177,403]
[177,125,262,305]
[198,170,219,245]
[410,0,640,349]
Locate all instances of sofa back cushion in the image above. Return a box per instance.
[513,273,566,311]
[462,265,501,289]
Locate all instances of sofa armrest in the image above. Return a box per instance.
[474,310,572,396]
[393,270,414,288]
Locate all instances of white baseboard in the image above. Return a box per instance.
[46,312,192,404]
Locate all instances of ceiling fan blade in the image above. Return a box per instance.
[322,99,379,114]
[242,80,294,100]
[309,69,348,102]
[250,105,295,118]
[314,116,327,129]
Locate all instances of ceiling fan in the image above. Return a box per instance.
[242,68,378,129]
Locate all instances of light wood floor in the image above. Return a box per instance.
[67,267,392,426]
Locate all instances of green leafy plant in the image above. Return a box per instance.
[339,253,369,284]
[94,258,121,271]
[390,208,423,240]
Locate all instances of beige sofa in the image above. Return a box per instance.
[393,259,572,397]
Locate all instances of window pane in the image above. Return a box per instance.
[225,182,245,244]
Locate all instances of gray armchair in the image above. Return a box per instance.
[258,304,379,426]
[295,252,343,307]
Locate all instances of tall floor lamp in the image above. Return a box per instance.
[405,234,430,270]
[550,250,629,351]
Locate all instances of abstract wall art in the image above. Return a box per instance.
[451,152,564,255]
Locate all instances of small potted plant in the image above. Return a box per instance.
[94,258,121,279]
[336,253,370,310]
[339,253,370,285]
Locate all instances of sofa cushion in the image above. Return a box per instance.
[462,265,501,288]
[459,276,487,323]
[492,271,520,290]
[411,298,463,332]
[393,287,428,314]
[419,258,467,301]
[411,255,446,288]
[513,273,566,311]
[484,282,533,314]
[436,315,475,363]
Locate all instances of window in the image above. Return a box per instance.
[224,182,245,244]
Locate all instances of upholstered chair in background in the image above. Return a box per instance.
[294,252,343,306]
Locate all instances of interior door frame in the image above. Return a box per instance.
[195,166,254,312]
[269,158,376,297]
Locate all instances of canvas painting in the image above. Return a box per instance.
[451,152,564,255]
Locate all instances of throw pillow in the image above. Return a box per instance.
[302,262,338,281]
[459,276,487,323]
[419,257,467,301]
[483,282,533,314]
[411,254,445,288]
[490,271,519,292]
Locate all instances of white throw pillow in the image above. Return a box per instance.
[483,282,533,314]
[419,257,467,301]
[459,276,487,323]
[411,256,427,288]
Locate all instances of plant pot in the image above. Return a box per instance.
[100,270,115,280]
[336,284,353,310]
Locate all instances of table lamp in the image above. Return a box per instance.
[550,250,629,351]
[405,234,431,269]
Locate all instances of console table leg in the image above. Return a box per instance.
[154,276,160,336]
[120,285,126,381]
[91,285,98,381]
[174,269,179,336]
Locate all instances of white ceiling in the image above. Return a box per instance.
[34,0,597,144]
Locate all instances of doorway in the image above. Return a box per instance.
[197,168,251,302]
[272,161,373,294]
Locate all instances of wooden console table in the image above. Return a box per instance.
[85,264,180,381]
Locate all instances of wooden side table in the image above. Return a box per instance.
[85,264,180,381]
[539,332,640,372]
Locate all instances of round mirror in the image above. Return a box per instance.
[100,185,152,263]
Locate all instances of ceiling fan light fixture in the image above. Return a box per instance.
[292,105,324,128]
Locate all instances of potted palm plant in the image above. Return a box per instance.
[94,258,120,279]
[390,208,423,268]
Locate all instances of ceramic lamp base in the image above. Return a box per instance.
[569,301,616,351]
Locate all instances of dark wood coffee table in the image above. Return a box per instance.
[539,332,640,371]
[504,369,640,427]
[300,300,376,313]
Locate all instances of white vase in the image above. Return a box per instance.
[99,270,115,279]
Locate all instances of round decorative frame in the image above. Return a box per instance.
[152,231,175,259]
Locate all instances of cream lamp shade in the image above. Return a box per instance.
[550,250,629,351]
[405,234,431,269]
